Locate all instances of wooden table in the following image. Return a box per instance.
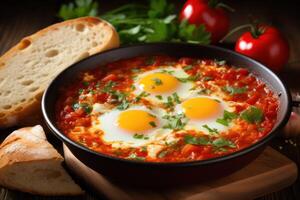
[0,0,299,199]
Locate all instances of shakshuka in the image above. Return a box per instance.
[56,56,279,162]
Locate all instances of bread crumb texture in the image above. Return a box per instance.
[0,17,119,127]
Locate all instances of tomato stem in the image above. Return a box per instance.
[208,0,234,12]
[219,24,253,43]
[216,3,235,12]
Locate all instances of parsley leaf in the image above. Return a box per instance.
[135,91,150,102]
[241,106,264,123]
[148,0,175,18]
[149,121,157,127]
[158,150,169,158]
[58,0,99,20]
[155,95,163,100]
[183,65,193,70]
[178,20,211,44]
[163,113,188,130]
[184,135,209,145]
[152,78,163,86]
[72,102,93,114]
[202,124,219,134]
[102,80,116,93]
[163,93,181,108]
[127,153,145,161]
[216,110,238,126]
[116,100,130,110]
[176,72,201,83]
[222,86,247,95]
[212,138,236,149]
[133,134,149,140]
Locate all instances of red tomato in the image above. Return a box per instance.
[179,0,230,43]
[235,25,289,72]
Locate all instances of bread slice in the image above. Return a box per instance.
[0,125,84,196]
[0,17,119,128]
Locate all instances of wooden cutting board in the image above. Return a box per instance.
[64,145,298,200]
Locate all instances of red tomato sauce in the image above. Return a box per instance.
[56,56,279,162]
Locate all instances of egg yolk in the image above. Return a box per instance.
[117,110,157,132]
[182,97,222,120]
[139,73,179,94]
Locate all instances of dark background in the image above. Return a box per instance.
[0,0,300,199]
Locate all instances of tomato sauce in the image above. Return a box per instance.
[56,56,279,162]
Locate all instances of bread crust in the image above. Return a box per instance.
[0,17,120,128]
[0,125,84,196]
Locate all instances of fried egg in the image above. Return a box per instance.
[97,105,171,147]
[175,95,234,135]
[133,67,194,104]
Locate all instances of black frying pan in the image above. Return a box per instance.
[42,43,294,187]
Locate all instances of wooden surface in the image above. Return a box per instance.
[0,0,300,199]
[64,145,298,200]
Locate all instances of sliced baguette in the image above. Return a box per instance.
[0,125,84,196]
[0,17,119,128]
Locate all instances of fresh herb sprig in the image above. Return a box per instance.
[163,113,188,130]
[184,134,236,152]
[58,0,211,45]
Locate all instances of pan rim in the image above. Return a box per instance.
[42,42,292,167]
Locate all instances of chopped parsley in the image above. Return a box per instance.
[149,121,157,127]
[184,135,209,145]
[160,69,174,74]
[203,76,213,81]
[216,110,238,126]
[102,80,116,93]
[212,138,236,149]
[172,92,181,103]
[222,85,247,95]
[202,124,219,134]
[183,65,193,70]
[164,96,175,108]
[163,113,188,130]
[214,59,226,66]
[158,150,168,158]
[82,81,89,86]
[133,134,149,140]
[152,78,163,86]
[197,88,211,95]
[184,135,236,152]
[135,91,150,102]
[78,88,84,94]
[141,146,147,152]
[116,100,130,110]
[130,85,136,90]
[72,102,93,114]
[241,106,264,123]
[155,95,163,100]
[176,72,201,83]
[127,153,145,161]
[163,93,181,108]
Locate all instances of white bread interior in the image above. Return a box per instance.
[0,125,84,196]
[0,17,119,127]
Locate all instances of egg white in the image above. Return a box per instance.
[174,95,235,135]
[96,105,172,148]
